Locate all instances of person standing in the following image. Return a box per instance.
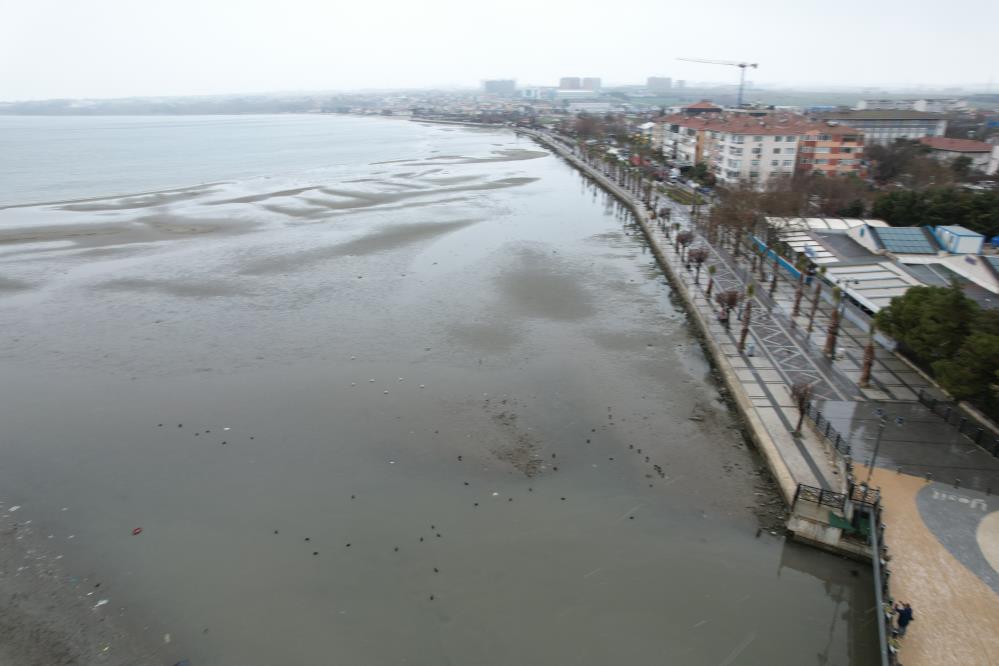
[895,602,914,637]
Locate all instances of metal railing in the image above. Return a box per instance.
[804,401,853,459]
[792,482,847,510]
[917,388,999,458]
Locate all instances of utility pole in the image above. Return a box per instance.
[866,409,904,485]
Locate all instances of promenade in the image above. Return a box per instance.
[523,128,999,666]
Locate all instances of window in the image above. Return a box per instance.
[840,159,855,165]
[815,159,828,165]
[782,160,793,166]
[751,159,760,166]
[773,147,781,154]
[815,147,830,153]
[784,147,795,154]
[753,135,763,142]
[729,147,743,155]
[817,134,831,141]
[732,136,745,144]
[841,147,852,154]
[771,160,779,166]
[749,171,760,178]
[727,159,741,168]
[774,136,783,142]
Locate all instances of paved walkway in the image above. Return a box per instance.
[523,130,999,666]
[864,467,999,666]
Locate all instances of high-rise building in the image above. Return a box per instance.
[559,77,582,90]
[647,77,672,92]
[482,79,517,96]
[675,80,686,90]
[582,77,601,91]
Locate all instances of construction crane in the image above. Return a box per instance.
[676,57,759,108]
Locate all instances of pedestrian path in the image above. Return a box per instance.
[864,466,999,666]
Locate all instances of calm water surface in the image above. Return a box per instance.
[0,115,877,665]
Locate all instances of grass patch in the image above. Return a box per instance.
[663,186,705,205]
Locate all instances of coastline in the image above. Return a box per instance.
[0,511,166,665]
[518,128,827,506]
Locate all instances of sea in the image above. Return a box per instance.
[0,114,877,665]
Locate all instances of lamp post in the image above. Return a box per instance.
[866,408,905,485]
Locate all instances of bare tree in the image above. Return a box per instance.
[688,247,709,284]
[715,289,741,330]
[790,381,815,436]
[676,231,694,263]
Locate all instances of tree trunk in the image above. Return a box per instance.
[769,255,779,296]
[792,273,805,318]
[739,300,753,352]
[859,331,875,387]
[807,283,822,334]
[823,307,841,358]
[694,265,701,285]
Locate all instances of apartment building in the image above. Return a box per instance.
[656,112,865,186]
[798,125,866,177]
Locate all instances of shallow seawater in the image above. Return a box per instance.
[0,115,877,665]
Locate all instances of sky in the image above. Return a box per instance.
[1,0,997,101]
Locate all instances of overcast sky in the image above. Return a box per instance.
[2,0,996,101]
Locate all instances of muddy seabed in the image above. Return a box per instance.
[0,117,877,665]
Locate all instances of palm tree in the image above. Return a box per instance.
[688,247,709,284]
[823,287,843,358]
[706,264,717,297]
[806,267,827,334]
[790,381,815,436]
[739,283,756,353]
[859,322,877,388]
[791,257,808,319]
[769,250,781,296]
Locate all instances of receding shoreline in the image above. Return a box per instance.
[0,512,165,665]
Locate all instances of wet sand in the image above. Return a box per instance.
[0,117,877,665]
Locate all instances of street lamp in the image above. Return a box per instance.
[866,408,905,485]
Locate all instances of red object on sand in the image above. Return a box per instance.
[132,527,143,536]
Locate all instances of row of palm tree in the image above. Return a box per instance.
[575,137,880,391]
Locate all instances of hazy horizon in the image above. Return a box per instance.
[2,0,997,102]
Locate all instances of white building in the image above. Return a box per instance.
[855,98,967,113]
[567,101,611,114]
[817,110,947,146]
[919,137,994,173]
